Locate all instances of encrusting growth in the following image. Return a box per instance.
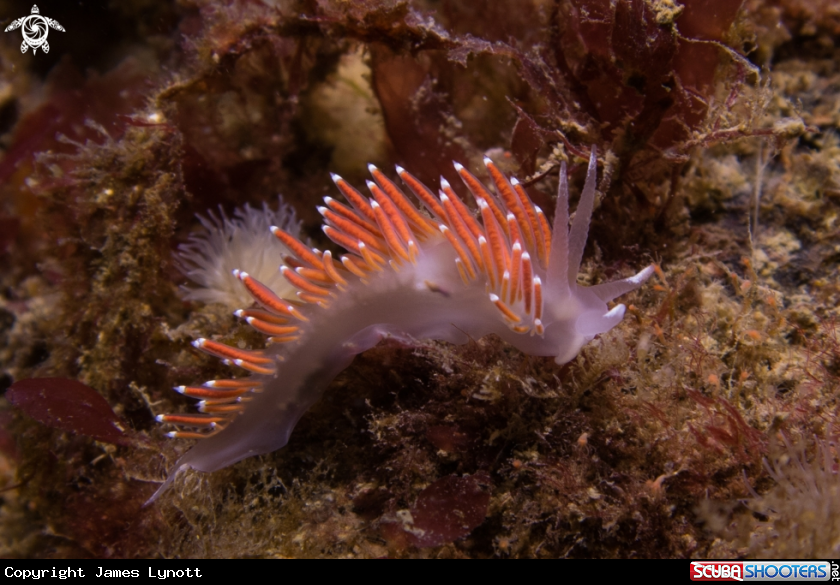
[176,198,304,309]
[152,147,654,501]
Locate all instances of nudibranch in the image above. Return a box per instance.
[152,148,653,501]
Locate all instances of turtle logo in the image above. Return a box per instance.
[5,5,65,55]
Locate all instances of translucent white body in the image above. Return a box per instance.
[151,150,653,501]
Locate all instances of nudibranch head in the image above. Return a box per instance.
[527,153,655,364]
[151,146,653,502]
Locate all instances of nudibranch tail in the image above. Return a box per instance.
[150,148,653,503]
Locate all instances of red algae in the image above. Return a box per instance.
[7,378,134,447]
[382,473,491,549]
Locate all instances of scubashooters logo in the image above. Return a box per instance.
[4,5,65,54]
[691,561,834,582]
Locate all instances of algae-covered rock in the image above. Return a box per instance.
[0,0,838,559]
